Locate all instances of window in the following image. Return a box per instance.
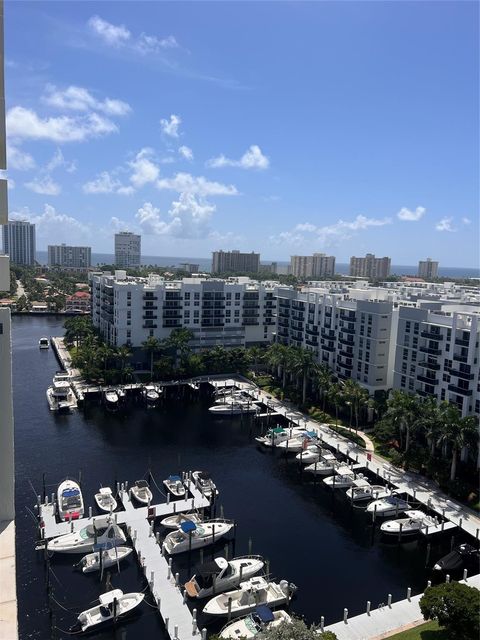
[184,292,190,299]
[401,376,406,388]
[235,292,241,300]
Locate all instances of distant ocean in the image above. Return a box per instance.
[35,251,480,279]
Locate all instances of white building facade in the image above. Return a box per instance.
[114,232,141,268]
[48,244,91,268]
[2,220,36,266]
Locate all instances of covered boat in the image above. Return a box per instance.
[380,510,437,537]
[276,431,318,453]
[160,511,204,530]
[184,555,264,599]
[39,337,50,349]
[104,388,119,411]
[77,546,133,574]
[433,544,480,573]
[193,471,218,499]
[94,487,117,513]
[255,427,304,448]
[220,607,292,639]
[163,475,186,498]
[47,519,126,554]
[57,479,84,521]
[71,589,144,632]
[163,519,234,555]
[130,480,153,505]
[366,494,410,517]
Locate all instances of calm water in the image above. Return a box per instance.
[13,316,462,640]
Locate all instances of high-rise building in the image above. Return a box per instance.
[48,244,91,269]
[2,220,36,266]
[212,250,260,274]
[349,253,391,279]
[179,263,200,274]
[418,258,439,280]
[290,253,335,279]
[114,232,141,268]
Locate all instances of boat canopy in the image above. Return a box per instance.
[271,427,284,434]
[135,480,149,488]
[62,488,80,497]
[197,471,211,480]
[194,558,228,576]
[254,606,274,623]
[168,475,182,482]
[305,431,317,438]
[180,520,197,533]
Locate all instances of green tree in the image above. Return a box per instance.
[437,404,479,481]
[291,348,318,404]
[247,345,266,371]
[315,364,333,410]
[266,343,290,387]
[420,582,480,639]
[380,390,421,452]
[115,345,132,382]
[341,379,369,434]
[142,336,162,381]
[327,383,343,427]
[165,327,193,370]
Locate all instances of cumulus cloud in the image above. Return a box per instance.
[43,84,131,117]
[88,15,178,53]
[88,15,131,47]
[156,172,238,196]
[24,175,61,196]
[11,204,90,239]
[7,143,36,170]
[207,145,269,170]
[462,217,472,225]
[397,206,426,221]
[160,114,181,138]
[435,217,456,232]
[178,145,193,161]
[128,148,159,188]
[83,171,132,195]
[7,106,117,143]
[45,148,76,173]
[136,193,216,238]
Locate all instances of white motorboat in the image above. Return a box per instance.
[209,400,258,415]
[57,479,84,521]
[380,510,438,537]
[163,519,234,555]
[143,384,161,407]
[129,480,153,505]
[71,589,144,633]
[184,555,265,599]
[304,460,338,476]
[163,475,186,498]
[94,487,118,513]
[366,494,410,517]
[46,380,76,412]
[323,470,364,489]
[104,388,119,411]
[193,471,218,499]
[39,337,50,349]
[345,483,391,502]
[203,576,297,618]
[214,387,239,398]
[255,427,304,448]
[77,546,133,573]
[214,391,249,404]
[47,519,126,554]
[220,607,292,639]
[277,431,318,453]
[160,512,204,530]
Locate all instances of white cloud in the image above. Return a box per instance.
[435,217,456,232]
[128,148,159,188]
[11,204,90,239]
[7,106,118,143]
[160,114,181,138]
[397,206,426,221]
[83,171,130,195]
[178,145,193,161]
[45,148,76,173]
[24,175,61,196]
[207,145,269,170]
[88,15,131,47]
[43,84,131,117]
[136,193,216,239]
[136,33,179,54]
[156,172,238,197]
[7,143,36,170]
[462,217,472,225]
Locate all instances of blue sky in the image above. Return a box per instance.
[4,1,479,266]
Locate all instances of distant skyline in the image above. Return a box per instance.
[4,2,479,266]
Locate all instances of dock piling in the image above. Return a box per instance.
[343,608,348,624]
[463,569,468,581]
[407,588,411,601]
[445,574,450,583]
[201,629,207,640]
[168,558,172,579]
[192,609,197,634]
[175,572,179,587]
[387,594,392,608]
[320,616,324,631]
[427,580,431,588]
[174,625,179,640]
[366,601,371,615]
[88,506,92,519]
[165,618,169,632]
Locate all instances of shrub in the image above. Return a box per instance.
[419,582,480,640]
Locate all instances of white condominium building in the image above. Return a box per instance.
[350,253,391,279]
[48,244,91,268]
[91,272,276,350]
[114,232,141,268]
[2,219,36,266]
[393,305,480,418]
[290,253,335,279]
[418,258,439,280]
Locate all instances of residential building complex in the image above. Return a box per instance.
[418,258,439,280]
[179,263,200,274]
[114,232,141,268]
[290,253,335,279]
[48,244,91,269]
[350,253,391,279]
[91,272,276,351]
[212,250,260,274]
[65,291,91,313]
[2,220,36,266]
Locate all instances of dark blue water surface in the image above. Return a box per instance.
[13,316,461,640]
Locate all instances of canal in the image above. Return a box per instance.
[13,316,459,639]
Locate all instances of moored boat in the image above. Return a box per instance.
[380,510,437,537]
[276,431,318,453]
[94,487,117,513]
[47,380,76,412]
[219,607,292,639]
[163,519,234,555]
[209,400,258,415]
[304,460,338,476]
[160,511,204,530]
[345,483,390,502]
[184,555,265,599]
[57,479,84,521]
[70,589,144,632]
[77,546,133,573]
[163,475,186,498]
[47,518,126,554]
[255,427,304,448]
[143,384,161,407]
[323,470,364,489]
[433,543,480,573]
[104,388,119,412]
[129,480,153,505]
[192,471,218,498]
[366,494,410,517]
[39,337,50,349]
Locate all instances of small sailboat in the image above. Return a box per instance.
[94,487,117,513]
[220,607,292,639]
[143,384,161,407]
[192,471,218,499]
[366,494,410,517]
[433,544,480,573]
[57,479,84,521]
[70,589,144,633]
[184,556,265,599]
[163,519,234,555]
[203,576,297,618]
[47,519,126,554]
[380,510,438,537]
[160,511,204,530]
[77,546,133,574]
[163,475,186,498]
[104,388,119,412]
[39,337,50,349]
[129,480,153,505]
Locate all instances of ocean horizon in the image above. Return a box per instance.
[35,251,480,279]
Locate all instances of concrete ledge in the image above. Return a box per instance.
[0,520,17,640]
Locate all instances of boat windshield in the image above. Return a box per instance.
[81,524,108,539]
[61,490,81,509]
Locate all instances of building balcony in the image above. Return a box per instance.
[339,326,355,335]
[143,295,158,301]
[305,327,319,336]
[163,313,182,319]
[448,367,474,381]
[322,344,335,352]
[278,310,290,318]
[417,389,435,397]
[292,303,305,311]
[243,303,260,309]
[417,374,439,385]
[339,312,355,322]
[143,323,158,328]
[306,338,318,347]
[242,320,259,326]
[448,384,473,396]
[419,345,442,356]
[420,330,443,340]
[338,337,354,347]
[338,361,353,370]
[143,305,158,310]
[321,328,335,339]
[278,319,289,328]
[454,337,470,347]
[418,360,440,371]
[338,349,354,358]
[143,314,158,320]
[453,353,468,363]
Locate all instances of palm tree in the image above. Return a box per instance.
[437,404,479,481]
[266,343,290,388]
[290,348,318,405]
[247,346,265,372]
[341,379,370,434]
[142,336,162,380]
[419,397,442,456]
[165,328,193,370]
[381,390,421,452]
[115,345,132,383]
[327,383,343,427]
[315,364,333,410]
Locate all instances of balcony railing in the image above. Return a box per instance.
[419,345,442,356]
[143,323,158,328]
[453,353,468,363]
[338,336,354,347]
[322,344,335,352]
[448,367,474,381]
[455,337,470,347]
[417,374,439,385]
[418,360,440,371]
[420,330,443,340]
[448,384,472,396]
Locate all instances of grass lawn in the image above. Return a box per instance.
[388,620,448,639]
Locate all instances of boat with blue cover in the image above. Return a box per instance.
[163,474,186,498]
[163,519,234,555]
[57,479,84,521]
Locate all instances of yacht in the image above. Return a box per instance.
[143,384,161,407]
[46,380,76,412]
[57,479,84,521]
[184,556,265,599]
[433,543,480,573]
[160,511,204,530]
[163,519,234,555]
[366,494,410,517]
[39,337,50,349]
[77,546,133,574]
[130,480,153,505]
[276,431,318,453]
[47,519,126,554]
[104,388,119,412]
[323,470,364,489]
[94,487,118,513]
[380,510,438,537]
[345,482,390,502]
[220,607,292,639]
[193,471,218,499]
[202,576,297,618]
[71,589,144,632]
[304,460,338,476]
[163,475,186,498]
[209,400,258,415]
